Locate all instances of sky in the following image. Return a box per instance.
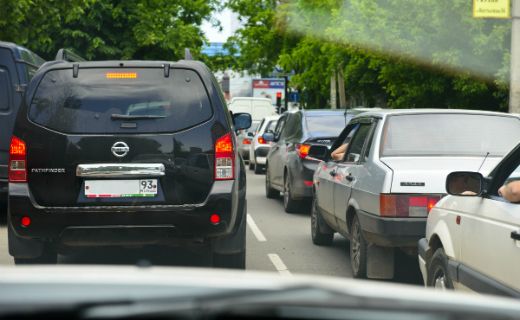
[202,8,241,43]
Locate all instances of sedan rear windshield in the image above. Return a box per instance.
[381,114,520,157]
[29,68,213,134]
[305,114,349,136]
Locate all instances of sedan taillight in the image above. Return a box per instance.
[9,136,27,183]
[215,133,234,180]
[296,144,311,159]
[380,194,441,217]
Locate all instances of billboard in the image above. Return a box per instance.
[252,78,285,105]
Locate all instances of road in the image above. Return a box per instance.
[0,169,421,285]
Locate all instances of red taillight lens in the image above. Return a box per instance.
[215,133,234,180]
[210,214,221,225]
[296,144,311,159]
[21,216,31,227]
[242,138,251,145]
[258,136,267,144]
[9,136,27,183]
[380,194,441,217]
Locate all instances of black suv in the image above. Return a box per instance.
[8,59,251,267]
[0,42,44,210]
[264,110,356,213]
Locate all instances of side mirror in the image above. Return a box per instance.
[308,145,329,161]
[446,171,484,196]
[233,112,252,131]
[263,132,275,142]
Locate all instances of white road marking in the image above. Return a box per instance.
[268,253,291,275]
[247,214,267,242]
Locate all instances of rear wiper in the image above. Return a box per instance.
[111,114,166,120]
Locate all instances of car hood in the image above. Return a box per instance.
[380,156,501,194]
[0,265,519,318]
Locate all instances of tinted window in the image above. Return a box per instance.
[265,120,277,133]
[305,114,348,137]
[274,116,287,140]
[29,68,212,134]
[345,123,372,162]
[0,68,10,111]
[381,114,520,157]
[284,113,303,140]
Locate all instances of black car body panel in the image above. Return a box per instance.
[0,41,44,205]
[8,60,248,263]
[266,110,356,201]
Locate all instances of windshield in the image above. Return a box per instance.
[305,115,347,136]
[4,0,520,316]
[29,68,212,134]
[381,114,520,157]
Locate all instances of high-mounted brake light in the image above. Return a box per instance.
[215,133,234,180]
[106,72,138,79]
[296,144,311,159]
[9,136,27,183]
[380,194,441,217]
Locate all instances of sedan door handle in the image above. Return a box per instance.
[511,231,520,241]
[345,173,354,182]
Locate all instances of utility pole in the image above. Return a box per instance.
[330,71,337,109]
[510,0,520,113]
[338,67,347,109]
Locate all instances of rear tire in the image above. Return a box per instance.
[254,164,264,174]
[427,248,454,289]
[265,166,279,199]
[311,198,333,246]
[249,161,254,170]
[283,175,301,213]
[350,214,367,278]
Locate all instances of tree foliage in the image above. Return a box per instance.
[0,0,219,61]
[227,0,511,111]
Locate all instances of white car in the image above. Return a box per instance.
[419,143,520,297]
[249,115,280,174]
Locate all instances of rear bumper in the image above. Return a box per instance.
[289,160,319,199]
[357,210,426,249]
[8,180,244,249]
[253,147,270,165]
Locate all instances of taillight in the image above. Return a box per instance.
[258,136,267,144]
[296,144,311,159]
[215,133,234,180]
[380,194,441,217]
[242,138,251,145]
[9,136,27,183]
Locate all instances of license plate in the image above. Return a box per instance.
[84,179,158,198]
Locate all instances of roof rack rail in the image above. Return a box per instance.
[55,48,85,62]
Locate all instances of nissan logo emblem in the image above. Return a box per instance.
[111,141,129,158]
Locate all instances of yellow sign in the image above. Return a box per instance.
[473,0,511,19]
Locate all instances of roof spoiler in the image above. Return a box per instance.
[55,48,85,62]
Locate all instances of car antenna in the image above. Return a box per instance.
[477,152,490,173]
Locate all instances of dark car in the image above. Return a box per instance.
[0,42,44,211]
[7,59,251,267]
[264,109,356,213]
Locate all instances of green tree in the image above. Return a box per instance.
[0,0,219,61]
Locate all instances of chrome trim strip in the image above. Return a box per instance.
[76,163,165,178]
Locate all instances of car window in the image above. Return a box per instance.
[28,68,213,134]
[256,119,265,134]
[305,114,347,137]
[344,123,372,163]
[265,120,277,133]
[284,113,303,141]
[381,114,520,157]
[274,116,287,140]
[0,68,10,111]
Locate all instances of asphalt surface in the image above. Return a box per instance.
[0,168,422,286]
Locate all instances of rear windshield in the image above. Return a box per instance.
[381,114,520,157]
[29,68,213,134]
[305,114,349,136]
